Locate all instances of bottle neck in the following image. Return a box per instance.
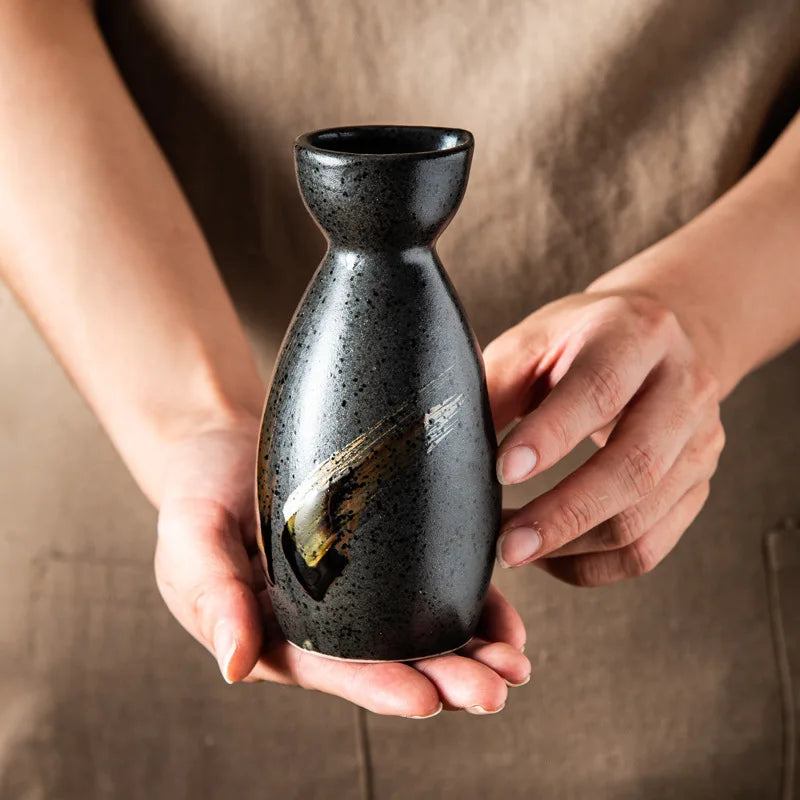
[327,244,442,273]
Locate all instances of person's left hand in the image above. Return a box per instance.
[154,413,531,717]
[484,291,725,587]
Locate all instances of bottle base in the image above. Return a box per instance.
[286,636,474,664]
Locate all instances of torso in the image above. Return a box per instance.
[95,2,800,795]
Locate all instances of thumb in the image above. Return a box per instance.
[155,498,263,683]
[483,322,548,433]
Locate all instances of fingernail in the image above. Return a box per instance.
[213,621,238,684]
[497,446,537,485]
[466,703,505,715]
[406,702,443,720]
[496,526,542,568]
[505,674,531,688]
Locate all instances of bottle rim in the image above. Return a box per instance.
[295,125,473,160]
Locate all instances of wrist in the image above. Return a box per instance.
[115,364,265,506]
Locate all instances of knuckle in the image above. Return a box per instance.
[543,413,573,456]
[708,434,726,477]
[190,583,215,624]
[689,481,712,507]
[605,293,678,341]
[597,506,646,549]
[158,498,236,543]
[622,539,660,577]
[620,444,664,498]
[554,490,604,542]
[548,554,609,588]
[686,422,726,477]
[569,558,608,588]
[663,399,693,437]
[700,424,726,478]
[710,423,726,455]
[582,360,625,419]
[189,577,245,629]
[634,297,679,340]
[691,363,721,406]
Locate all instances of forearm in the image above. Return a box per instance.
[0,1,263,504]
[588,112,800,398]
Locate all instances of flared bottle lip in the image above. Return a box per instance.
[295,124,474,160]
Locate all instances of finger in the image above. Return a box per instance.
[250,587,525,714]
[251,591,443,718]
[496,321,666,484]
[551,418,724,556]
[248,641,444,718]
[458,639,532,687]
[498,362,715,566]
[155,498,263,683]
[474,582,527,651]
[412,653,508,714]
[540,481,710,587]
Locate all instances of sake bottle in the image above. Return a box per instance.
[256,125,500,661]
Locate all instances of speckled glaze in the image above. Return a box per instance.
[256,125,500,661]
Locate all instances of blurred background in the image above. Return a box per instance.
[2,0,799,798]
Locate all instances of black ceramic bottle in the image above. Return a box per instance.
[256,125,500,661]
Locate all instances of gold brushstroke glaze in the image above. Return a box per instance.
[278,368,463,599]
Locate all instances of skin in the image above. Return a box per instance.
[0,0,527,718]
[1,1,798,716]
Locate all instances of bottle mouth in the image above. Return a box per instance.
[296,125,473,159]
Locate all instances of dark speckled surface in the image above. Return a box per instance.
[256,126,500,661]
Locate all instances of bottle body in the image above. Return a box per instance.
[256,126,500,661]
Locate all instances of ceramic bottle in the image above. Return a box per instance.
[257,125,500,661]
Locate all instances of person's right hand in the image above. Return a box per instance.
[154,412,531,718]
[484,291,725,587]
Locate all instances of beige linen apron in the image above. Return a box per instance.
[2,1,799,797]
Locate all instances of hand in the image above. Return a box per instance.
[154,414,531,717]
[484,292,725,587]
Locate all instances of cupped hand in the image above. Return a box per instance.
[154,415,530,718]
[484,292,725,587]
